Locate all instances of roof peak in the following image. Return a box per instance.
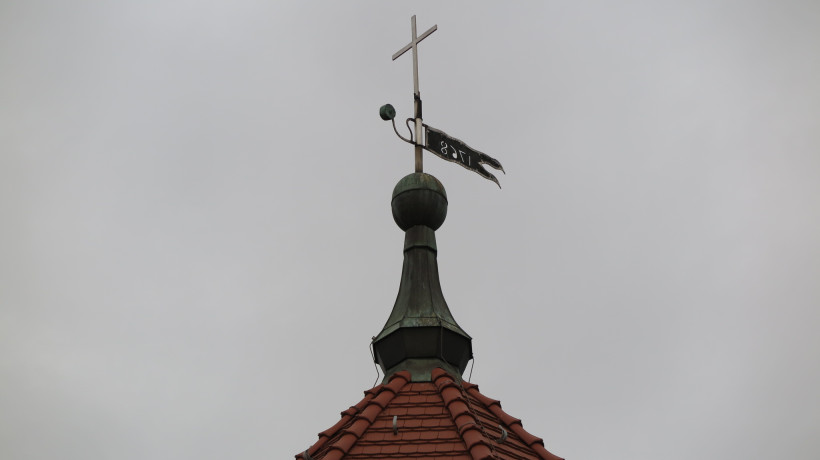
[296,367,563,460]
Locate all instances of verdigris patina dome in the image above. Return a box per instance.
[391,172,447,230]
[375,172,471,383]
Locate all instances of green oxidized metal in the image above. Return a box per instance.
[372,173,472,382]
[391,172,448,231]
[379,103,397,121]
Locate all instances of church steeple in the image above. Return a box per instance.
[372,173,472,382]
[294,17,563,460]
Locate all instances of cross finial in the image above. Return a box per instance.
[392,15,437,173]
[392,15,437,97]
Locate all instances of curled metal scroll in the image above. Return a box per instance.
[380,103,418,146]
[390,117,415,145]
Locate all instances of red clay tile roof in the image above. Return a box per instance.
[296,368,562,460]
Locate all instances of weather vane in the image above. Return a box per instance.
[380,15,505,187]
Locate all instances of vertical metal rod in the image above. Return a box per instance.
[411,15,419,96]
[414,108,423,172]
[392,16,436,173]
[411,16,423,172]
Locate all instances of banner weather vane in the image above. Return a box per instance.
[380,15,505,188]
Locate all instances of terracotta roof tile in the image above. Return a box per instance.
[418,443,436,453]
[295,369,562,460]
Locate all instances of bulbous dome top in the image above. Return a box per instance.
[391,173,448,231]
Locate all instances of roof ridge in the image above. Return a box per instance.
[454,380,501,460]
[432,368,495,460]
[463,384,563,460]
[296,372,411,460]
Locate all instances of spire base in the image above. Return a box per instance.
[382,359,464,383]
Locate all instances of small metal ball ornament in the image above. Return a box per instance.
[391,173,447,231]
[379,104,396,121]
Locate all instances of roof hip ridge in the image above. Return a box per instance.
[296,372,411,460]
[432,368,499,460]
[463,381,565,460]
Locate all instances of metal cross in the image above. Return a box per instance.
[392,15,437,96]
[392,15,437,173]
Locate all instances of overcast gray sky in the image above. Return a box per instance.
[2,1,819,459]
